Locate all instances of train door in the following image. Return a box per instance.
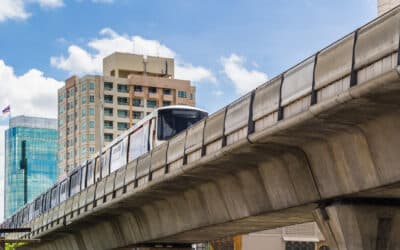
[95,156,101,182]
[81,163,87,190]
[128,121,150,162]
[59,180,68,203]
[149,118,157,150]
[110,138,128,173]
[51,185,59,208]
[87,160,95,186]
[101,149,111,177]
[34,197,42,217]
[69,170,81,196]
[29,203,35,221]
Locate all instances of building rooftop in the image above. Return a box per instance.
[103,52,174,78]
[9,115,58,130]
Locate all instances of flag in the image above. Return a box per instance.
[2,105,10,115]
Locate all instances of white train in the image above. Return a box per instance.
[3,105,208,228]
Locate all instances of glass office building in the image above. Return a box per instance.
[4,116,58,219]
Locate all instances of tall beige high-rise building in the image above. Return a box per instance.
[57,53,195,177]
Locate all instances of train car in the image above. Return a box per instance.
[1,105,207,228]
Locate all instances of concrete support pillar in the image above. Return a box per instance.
[313,202,400,250]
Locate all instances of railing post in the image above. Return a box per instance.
[350,30,359,87]
[221,107,228,147]
[247,90,256,135]
[311,53,319,105]
[277,74,285,121]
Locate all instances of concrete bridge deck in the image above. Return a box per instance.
[12,6,400,250]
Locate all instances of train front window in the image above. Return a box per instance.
[157,109,207,140]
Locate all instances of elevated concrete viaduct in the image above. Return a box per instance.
[11,6,400,250]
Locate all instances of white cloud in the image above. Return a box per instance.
[51,28,215,83]
[0,61,62,222]
[0,59,64,221]
[0,59,63,119]
[0,0,30,22]
[212,90,224,96]
[221,54,268,94]
[175,63,216,83]
[32,0,64,8]
[0,125,6,222]
[0,0,63,22]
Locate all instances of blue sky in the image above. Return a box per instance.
[0,0,377,219]
[0,0,376,121]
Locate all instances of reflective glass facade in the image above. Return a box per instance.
[4,116,58,218]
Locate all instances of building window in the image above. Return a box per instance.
[82,96,87,104]
[89,82,95,90]
[68,88,74,97]
[82,147,86,155]
[146,100,157,108]
[82,109,86,117]
[117,109,128,118]
[134,85,142,92]
[104,108,113,116]
[104,95,113,103]
[117,84,129,93]
[89,95,95,103]
[89,134,95,141]
[117,122,129,131]
[117,97,129,105]
[163,88,171,95]
[82,122,86,129]
[82,134,87,142]
[104,82,113,91]
[178,90,187,98]
[132,111,143,119]
[190,93,193,100]
[81,83,86,92]
[89,121,95,128]
[104,120,113,129]
[89,108,95,116]
[67,102,74,110]
[58,93,64,102]
[104,133,113,142]
[148,87,157,94]
[89,147,95,154]
[163,101,171,106]
[132,98,143,107]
